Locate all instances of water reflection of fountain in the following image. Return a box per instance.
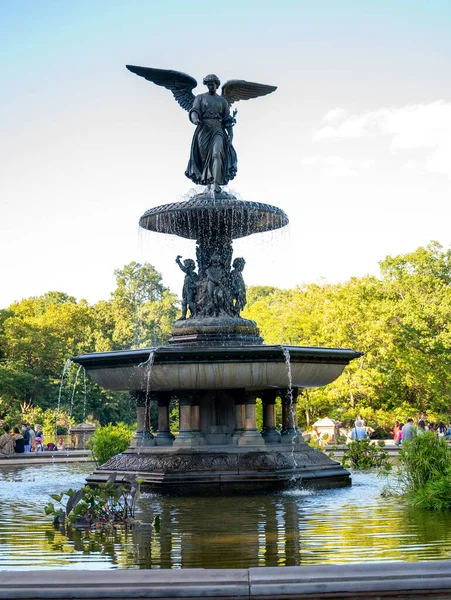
[127,494,304,569]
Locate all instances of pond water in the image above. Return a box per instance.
[1,462,451,570]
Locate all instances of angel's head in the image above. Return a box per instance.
[184,258,196,271]
[232,257,245,272]
[203,74,220,94]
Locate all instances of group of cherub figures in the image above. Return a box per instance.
[176,253,247,320]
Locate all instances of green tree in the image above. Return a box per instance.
[109,261,178,349]
[379,242,451,414]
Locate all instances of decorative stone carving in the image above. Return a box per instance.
[230,258,246,315]
[175,256,198,319]
[98,449,336,474]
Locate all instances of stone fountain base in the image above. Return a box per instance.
[73,344,359,495]
[170,315,263,346]
[86,444,350,495]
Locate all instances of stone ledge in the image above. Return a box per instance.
[1,561,451,599]
[249,561,451,598]
[0,450,93,467]
[0,568,248,599]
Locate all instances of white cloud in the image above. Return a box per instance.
[300,155,375,177]
[313,100,451,178]
[321,107,348,123]
[300,156,319,166]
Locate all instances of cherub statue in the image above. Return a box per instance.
[205,253,229,317]
[126,66,277,194]
[176,255,198,319]
[230,257,247,315]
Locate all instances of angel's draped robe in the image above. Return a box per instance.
[185,93,237,186]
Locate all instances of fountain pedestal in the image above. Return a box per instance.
[74,344,360,493]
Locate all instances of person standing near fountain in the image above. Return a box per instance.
[21,422,34,452]
[402,418,415,442]
[0,424,15,457]
[12,427,25,453]
[350,420,367,441]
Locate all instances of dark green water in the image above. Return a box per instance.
[1,463,451,570]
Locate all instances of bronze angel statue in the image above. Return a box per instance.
[126,66,277,194]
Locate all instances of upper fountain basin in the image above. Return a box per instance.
[139,193,289,240]
[72,345,362,393]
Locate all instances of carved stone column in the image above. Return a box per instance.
[130,391,154,448]
[174,392,201,447]
[281,388,303,444]
[231,390,246,445]
[261,390,281,444]
[155,392,173,447]
[191,394,206,445]
[238,392,265,447]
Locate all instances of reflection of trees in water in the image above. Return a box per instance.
[47,525,135,565]
[295,492,451,565]
[401,505,451,560]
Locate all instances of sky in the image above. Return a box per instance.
[2,0,451,308]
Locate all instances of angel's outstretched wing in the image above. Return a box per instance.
[221,80,277,105]
[126,65,198,112]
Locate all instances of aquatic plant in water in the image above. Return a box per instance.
[399,432,451,510]
[44,474,141,530]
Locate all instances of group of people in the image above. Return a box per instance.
[393,418,451,445]
[0,422,65,457]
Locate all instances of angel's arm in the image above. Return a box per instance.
[176,256,187,273]
[222,100,234,143]
[189,95,202,125]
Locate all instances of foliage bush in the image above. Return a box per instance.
[88,423,133,466]
[409,473,451,511]
[397,432,451,509]
[341,439,391,470]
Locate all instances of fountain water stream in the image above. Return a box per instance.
[55,359,72,439]
[81,367,88,422]
[281,348,299,476]
[69,365,83,419]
